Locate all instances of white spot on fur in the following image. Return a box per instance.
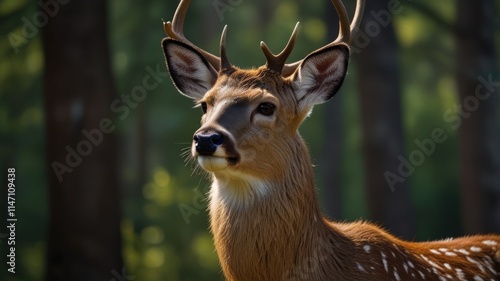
[467,257,485,273]
[483,255,493,263]
[356,262,366,272]
[363,245,371,253]
[421,254,442,270]
[393,268,400,281]
[482,240,497,246]
[486,263,496,275]
[420,254,429,262]
[456,268,466,281]
[473,276,484,281]
[455,248,470,255]
[470,246,482,252]
[381,252,388,272]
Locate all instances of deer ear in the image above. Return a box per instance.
[162,38,218,100]
[292,44,349,112]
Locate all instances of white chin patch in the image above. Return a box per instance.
[210,176,271,209]
[198,156,229,172]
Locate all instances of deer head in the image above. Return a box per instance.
[162,0,363,188]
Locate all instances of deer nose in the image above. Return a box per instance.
[193,131,224,155]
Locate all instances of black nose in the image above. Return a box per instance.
[193,131,224,155]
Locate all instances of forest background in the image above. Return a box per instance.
[0,0,499,280]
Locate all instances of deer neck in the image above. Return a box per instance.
[208,134,351,280]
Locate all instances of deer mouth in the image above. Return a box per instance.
[227,157,239,165]
[197,155,239,172]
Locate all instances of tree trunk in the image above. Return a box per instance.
[319,0,343,219]
[42,0,123,280]
[356,0,415,239]
[455,0,500,234]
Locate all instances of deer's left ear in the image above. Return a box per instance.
[292,44,349,112]
[162,38,218,100]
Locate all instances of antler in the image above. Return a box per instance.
[164,0,364,76]
[163,0,230,71]
[260,22,300,74]
[262,0,365,77]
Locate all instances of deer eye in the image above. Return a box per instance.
[200,102,208,114]
[257,103,275,116]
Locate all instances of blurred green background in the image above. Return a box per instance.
[1,0,499,280]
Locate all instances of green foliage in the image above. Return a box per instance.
[119,166,220,281]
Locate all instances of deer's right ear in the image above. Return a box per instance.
[162,38,218,100]
[292,44,349,112]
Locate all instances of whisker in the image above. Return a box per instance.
[179,145,206,177]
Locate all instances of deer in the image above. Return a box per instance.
[161,0,500,280]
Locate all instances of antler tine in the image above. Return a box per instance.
[331,0,351,44]
[348,0,365,44]
[281,0,365,77]
[220,25,232,72]
[163,0,221,70]
[260,22,300,74]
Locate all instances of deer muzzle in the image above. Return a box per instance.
[193,128,239,172]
